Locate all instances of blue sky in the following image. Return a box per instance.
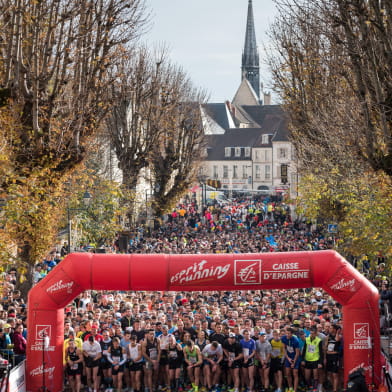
[144,0,279,102]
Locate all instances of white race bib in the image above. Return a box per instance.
[149,348,158,360]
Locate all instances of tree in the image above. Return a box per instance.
[268,0,392,178]
[297,170,392,259]
[151,98,207,217]
[0,0,147,290]
[267,0,392,260]
[106,47,207,219]
[105,47,169,192]
[67,175,126,250]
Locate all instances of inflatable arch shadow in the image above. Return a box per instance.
[27,250,380,392]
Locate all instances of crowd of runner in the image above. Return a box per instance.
[0,198,387,392]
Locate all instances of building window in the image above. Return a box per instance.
[255,165,261,179]
[255,150,260,160]
[291,146,296,160]
[279,147,287,159]
[262,134,269,144]
[233,165,238,179]
[235,147,241,157]
[244,147,251,157]
[265,165,271,180]
[213,165,218,179]
[265,150,270,161]
[223,166,228,178]
[281,164,288,184]
[242,165,248,179]
[225,147,231,157]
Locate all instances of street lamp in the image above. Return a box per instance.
[196,174,208,208]
[67,191,92,253]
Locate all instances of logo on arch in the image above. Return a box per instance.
[327,267,362,302]
[35,325,51,341]
[354,323,369,339]
[234,260,262,285]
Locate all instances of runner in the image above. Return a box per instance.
[202,341,224,392]
[107,337,127,391]
[183,340,202,392]
[99,329,114,391]
[302,326,323,392]
[82,335,102,392]
[240,330,256,392]
[282,328,301,392]
[142,329,159,392]
[222,332,243,392]
[65,339,84,392]
[255,332,271,392]
[128,335,144,392]
[324,325,342,392]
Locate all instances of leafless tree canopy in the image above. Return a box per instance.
[105,46,207,215]
[268,0,392,177]
[0,0,147,175]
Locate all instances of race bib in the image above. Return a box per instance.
[149,348,158,360]
[169,351,178,359]
[71,363,78,370]
[287,346,294,353]
[190,356,197,364]
[112,356,120,363]
[308,345,316,354]
[243,348,249,358]
[229,352,235,360]
[272,349,280,357]
[327,343,335,352]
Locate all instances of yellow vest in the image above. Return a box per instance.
[304,336,321,362]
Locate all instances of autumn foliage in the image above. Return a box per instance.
[0,0,147,289]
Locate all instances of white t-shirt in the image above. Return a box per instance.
[202,344,223,359]
[82,340,102,358]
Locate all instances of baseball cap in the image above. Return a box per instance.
[293,320,301,326]
[315,291,322,297]
[91,324,99,329]
[259,332,266,336]
[3,324,11,329]
[228,333,236,338]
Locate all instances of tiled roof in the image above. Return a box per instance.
[205,128,272,161]
[240,105,289,141]
[202,103,234,130]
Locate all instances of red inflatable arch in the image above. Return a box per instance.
[27,250,380,392]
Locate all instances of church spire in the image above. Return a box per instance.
[241,0,260,100]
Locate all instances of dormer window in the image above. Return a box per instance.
[225,147,231,157]
[245,147,251,157]
[235,147,241,157]
[262,134,269,144]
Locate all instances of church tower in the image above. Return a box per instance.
[241,0,260,100]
